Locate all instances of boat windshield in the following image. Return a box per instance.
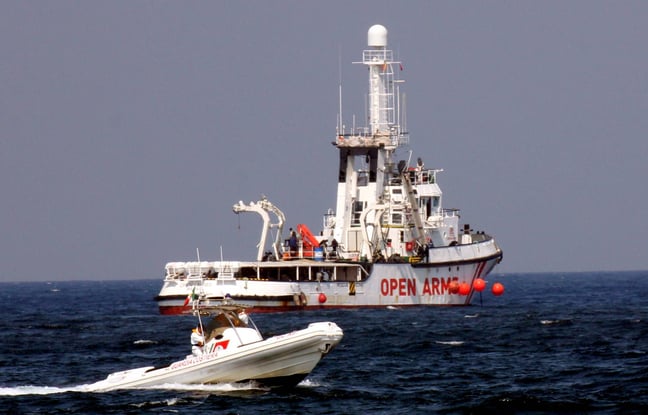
[203,310,249,342]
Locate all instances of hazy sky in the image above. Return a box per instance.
[2,1,647,282]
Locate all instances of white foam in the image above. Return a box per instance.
[540,319,569,325]
[142,381,269,392]
[0,385,85,396]
[130,397,179,409]
[133,339,158,345]
[0,380,270,396]
[435,340,465,346]
[297,378,321,388]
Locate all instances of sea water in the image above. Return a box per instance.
[1,271,646,414]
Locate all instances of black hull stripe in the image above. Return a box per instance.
[410,251,503,268]
[154,294,297,302]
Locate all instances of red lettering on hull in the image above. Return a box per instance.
[440,277,458,294]
[381,277,461,296]
[380,278,416,296]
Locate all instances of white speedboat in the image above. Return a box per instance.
[155,24,503,314]
[88,305,343,391]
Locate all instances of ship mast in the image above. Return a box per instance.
[331,24,409,260]
[366,25,396,137]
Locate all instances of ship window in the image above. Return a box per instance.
[358,171,368,186]
[257,266,298,281]
[420,198,431,217]
[392,213,402,224]
[336,267,355,282]
[351,201,365,226]
[239,267,257,279]
[315,267,335,281]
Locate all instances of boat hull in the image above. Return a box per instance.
[88,322,343,391]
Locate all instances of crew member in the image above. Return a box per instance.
[191,325,205,356]
[288,228,298,256]
[330,238,338,258]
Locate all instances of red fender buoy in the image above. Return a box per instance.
[491,282,505,296]
[448,281,460,294]
[473,278,486,292]
[458,282,471,296]
[318,293,327,304]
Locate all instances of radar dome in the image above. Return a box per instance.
[368,24,387,47]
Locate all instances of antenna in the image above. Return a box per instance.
[364,93,368,131]
[402,92,407,136]
[338,46,343,135]
[338,84,343,135]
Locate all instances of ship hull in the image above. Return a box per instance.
[156,239,502,314]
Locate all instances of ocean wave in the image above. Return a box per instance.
[298,378,321,388]
[144,381,270,392]
[0,385,85,396]
[133,339,158,346]
[540,319,573,326]
[435,340,465,346]
[0,380,272,397]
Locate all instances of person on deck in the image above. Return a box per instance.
[191,325,205,356]
[330,238,338,258]
[288,228,298,256]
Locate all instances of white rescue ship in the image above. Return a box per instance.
[155,24,503,314]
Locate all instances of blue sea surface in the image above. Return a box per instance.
[1,271,646,414]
